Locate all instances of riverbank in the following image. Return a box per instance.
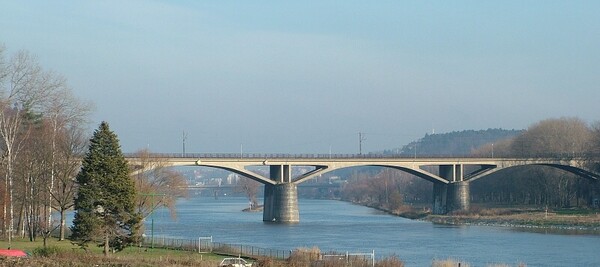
[347,200,600,232]
[423,209,600,232]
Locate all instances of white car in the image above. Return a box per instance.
[218,257,252,267]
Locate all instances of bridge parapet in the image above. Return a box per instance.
[125,152,600,160]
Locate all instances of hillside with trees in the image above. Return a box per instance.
[385,128,522,156]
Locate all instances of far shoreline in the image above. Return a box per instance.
[343,200,600,234]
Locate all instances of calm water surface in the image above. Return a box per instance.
[146,193,600,266]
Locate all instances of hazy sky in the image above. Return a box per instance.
[1,1,599,154]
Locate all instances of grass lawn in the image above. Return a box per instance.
[0,238,227,267]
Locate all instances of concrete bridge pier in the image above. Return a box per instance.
[432,182,448,214]
[432,165,471,214]
[263,165,300,223]
[448,181,470,212]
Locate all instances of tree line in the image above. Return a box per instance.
[0,45,187,253]
[386,128,522,156]
[342,118,600,211]
[470,118,600,208]
[0,45,91,247]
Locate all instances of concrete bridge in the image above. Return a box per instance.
[126,153,600,223]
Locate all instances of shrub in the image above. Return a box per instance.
[432,258,470,267]
[287,247,321,266]
[32,246,62,257]
[376,255,404,267]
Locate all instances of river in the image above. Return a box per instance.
[146,193,600,266]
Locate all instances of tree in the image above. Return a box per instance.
[234,177,261,210]
[0,48,62,246]
[52,125,88,241]
[71,122,140,256]
[14,118,48,242]
[589,122,600,205]
[42,87,92,239]
[471,117,597,208]
[590,122,600,168]
[511,117,591,157]
[133,149,188,221]
[0,45,91,245]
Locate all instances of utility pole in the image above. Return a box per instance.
[182,131,187,157]
[359,132,366,155]
[141,193,166,249]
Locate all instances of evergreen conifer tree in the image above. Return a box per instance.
[70,121,140,255]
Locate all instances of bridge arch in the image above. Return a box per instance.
[128,159,277,185]
[293,164,449,185]
[196,165,275,185]
[468,163,599,182]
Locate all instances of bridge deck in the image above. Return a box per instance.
[126,153,597,186]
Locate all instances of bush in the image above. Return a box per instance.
[432,258,470,267]
[287,247,321,266]
[32,246,62,257]
[254,256,278,267]
[376,255,404,267]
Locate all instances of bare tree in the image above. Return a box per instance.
[42,87,92,240]
[472,118,597,208]
[0,49,66,246]
[14,119,53,242]
[590,121,600,164]
[471,137,513,158]
[512,118,593,207]
[132,149,188,222]
[511,117,592,157]
[235,177,261,210]
[51,125,88,240]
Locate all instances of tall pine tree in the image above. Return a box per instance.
[71,122,140,255]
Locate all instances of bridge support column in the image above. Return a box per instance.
[432,165,470,214]
[263,165,299,223]
[432,182,448,214]
[448,181,470,212]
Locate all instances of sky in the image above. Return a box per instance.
[1,1,599,154]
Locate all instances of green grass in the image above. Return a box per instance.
[0,238,74,252]
[0,238,226,266]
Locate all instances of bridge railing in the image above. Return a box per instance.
[124,152,600,160]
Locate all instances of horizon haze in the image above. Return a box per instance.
[1,1,599,154]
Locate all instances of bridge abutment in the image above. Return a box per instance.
[432,165,471,214]
[262,165,299,223]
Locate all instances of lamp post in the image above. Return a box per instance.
[413,143,417,159]
[141,193,166,248]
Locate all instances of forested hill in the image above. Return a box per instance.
[384,129,522,156]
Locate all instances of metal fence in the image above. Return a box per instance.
[140,236,291,259]
[139,236,379,266]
